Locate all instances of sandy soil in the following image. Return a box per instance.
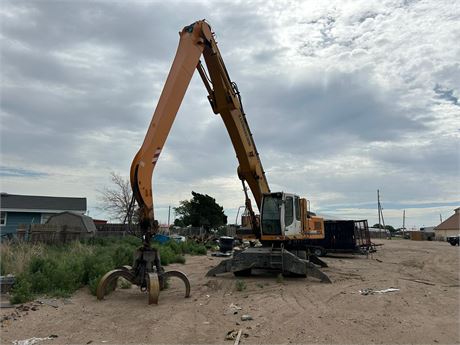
[1,239,459,345]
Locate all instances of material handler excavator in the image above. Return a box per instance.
[96,20,331,305]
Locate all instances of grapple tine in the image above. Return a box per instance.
[147,272,160,305]
[161,270,191,298]
[96,269,135,300]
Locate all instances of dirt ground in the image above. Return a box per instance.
[1,239,459,345]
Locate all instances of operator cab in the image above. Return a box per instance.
[260,192,302,238]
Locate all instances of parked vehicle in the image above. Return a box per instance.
[446,235,459,246]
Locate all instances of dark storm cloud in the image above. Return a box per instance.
[373,136,460,176]
[1,0,276,172]
[1,0,458,227]
[434,84,459,106]
[2,1,275,65]
[243,70,428,157]
[2,1,201,62]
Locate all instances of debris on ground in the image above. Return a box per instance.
[224,303,242,315]
[12,335,58,345]
[233,329,243,345]
[37,298,60,308]
[228,330,249,343]
[401,278,436,286]
[359,288,400,295]
[1,301,44,328]
[241,314,253,321]
[204,280,220,290]
[211,252,232,257]
[225,329,241,341]
[62,298,73,305]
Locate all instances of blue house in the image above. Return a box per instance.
[0,193,87,238]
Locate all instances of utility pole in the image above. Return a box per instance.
[378,189,381,238]
[377,189,387,238]
[439,213,443,223]
[167,205,171,227]
[402,209,405,239]
[381,204,386,237]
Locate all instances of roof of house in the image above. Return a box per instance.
[0,193,86,213]
[435,207,460,231]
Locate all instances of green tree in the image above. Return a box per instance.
[174,192,227,231]
[385,225,396,234]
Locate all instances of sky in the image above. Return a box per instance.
[1,0,459,229]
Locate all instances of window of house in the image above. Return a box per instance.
[0,212,6,226]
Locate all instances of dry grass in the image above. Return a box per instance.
[67,240,95,257]
[0,241,45,276]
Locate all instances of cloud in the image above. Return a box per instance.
[434,84,459,106]
[1,0,458,227]
[244,70,427,157]
[0,167,47,178]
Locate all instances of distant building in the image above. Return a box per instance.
[368,227,390,238]
[0,193,86,237]
[46,212,96,233]
[435,207,460,240]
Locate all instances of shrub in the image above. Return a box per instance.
[173,255,186,264]
[10,274,34,304]
[6,235,205,304]
[235,280,246,291]
[112,245,134,267]
[276,273,284,283]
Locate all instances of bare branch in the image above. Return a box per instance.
[97,172,136,223]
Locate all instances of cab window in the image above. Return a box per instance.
[285,196,294,226]
[295,196,300,221]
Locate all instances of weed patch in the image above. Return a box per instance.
[235,280,247,291]
[6,236,206,304]
[276,273,284,283]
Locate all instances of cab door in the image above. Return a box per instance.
[283,194,302,236]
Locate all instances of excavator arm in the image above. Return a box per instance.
[131,20,269,232]
[96,20,328,304]
[97,21,330,305]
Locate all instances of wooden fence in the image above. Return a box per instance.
[17,224,93,244]
[14,223,240,244]
[95,223,133,237]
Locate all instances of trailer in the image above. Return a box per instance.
[307,219,375,256]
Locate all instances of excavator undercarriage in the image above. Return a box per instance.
[206,246,331,283]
